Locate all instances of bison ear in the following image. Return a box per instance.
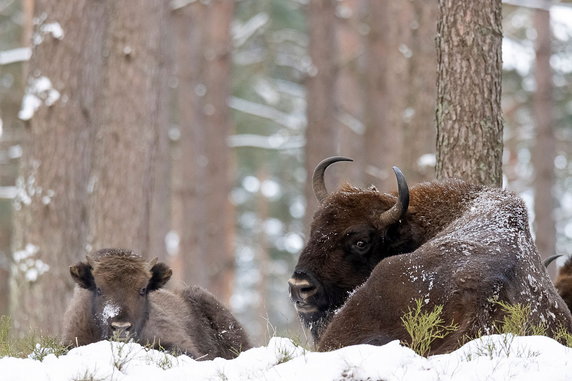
[70,262,95,290]
[148,262,172,291]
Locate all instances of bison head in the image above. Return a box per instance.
[288,157,410,340]
[69,248,172,341]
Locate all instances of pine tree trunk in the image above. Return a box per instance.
[172,0,235,303]
[532,9,556,278]
[334,0,367,185]
[10,0,104,335]
[87,1,169,259]
[401,0,438,184]
[435,0,503,187]
[363,1,403,189]
[10,0,170,336]
[305,0,339,227]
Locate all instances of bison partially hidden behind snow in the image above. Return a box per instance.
[289,157,572,354]
[63,248,250,360]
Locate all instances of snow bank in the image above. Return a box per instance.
[0,335,571,381]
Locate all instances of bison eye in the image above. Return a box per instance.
[96,287,102,296]
[139,287,147,296]
[352,240,370,255]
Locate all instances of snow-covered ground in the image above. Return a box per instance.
[0,334,570,381]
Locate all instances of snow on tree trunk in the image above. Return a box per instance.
[435,0,504,187]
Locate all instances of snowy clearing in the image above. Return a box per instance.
[0,334,571,381]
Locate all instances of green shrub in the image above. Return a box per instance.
[400,299,458,357]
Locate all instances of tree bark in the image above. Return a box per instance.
[172,0,235,303]
[435,0,504,187]
[304,0,339,227]
[532,9,556,279]
[401,0,438,184]
[10,0,170,336]
[334,0,367,185]
[87,1,169,259]
[10,0,105,335]
[363,0,397,189]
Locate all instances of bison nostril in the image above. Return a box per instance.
[111,322,132,331]
[300,286,316,294]
[288,278,318,302]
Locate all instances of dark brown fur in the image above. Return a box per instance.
[555,256,572,313]
[291,176,572,354]
[63,249,250,359]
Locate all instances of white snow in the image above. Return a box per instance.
[101,303,120,322]
[18,76,61,121]
[0,335,571,380]
[0,47,32,66]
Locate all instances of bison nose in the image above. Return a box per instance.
[288,275,318,311]
[111,321,132,338]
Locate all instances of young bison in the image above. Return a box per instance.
[289,156,572,353]
[63,248,250,360]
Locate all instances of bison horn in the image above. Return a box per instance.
[86,255,96,268]
[379,166,409,226]
[543,254,563,268]
[313,156,353,204]
[147,257,158,270]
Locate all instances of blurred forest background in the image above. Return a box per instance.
[0,0,571,347]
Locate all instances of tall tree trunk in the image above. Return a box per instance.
[10,0,105,335]
[363,1,401,189]
[401,0,438,184]
[532,9,555,279]
[334,0,366,185]
[435,0,504,187]
[10,0,170,336]
[87,1,169,259]
[172,0,235,303]
[304,0,339,227]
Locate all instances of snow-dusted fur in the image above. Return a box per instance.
[291,163,572,354]
[62,249,250,360]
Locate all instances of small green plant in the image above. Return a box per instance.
[493,300,547,337]
[401,299,458,357]
[110,340,138,372]
[0,315,68,359]
[71,369,104,381]
[554,326,572,348]
[275,341,298,365]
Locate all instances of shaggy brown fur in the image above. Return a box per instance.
[289,160,572,354]
[555,256,572,313]
[62,249,250,360]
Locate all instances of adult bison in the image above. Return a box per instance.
[545,254,572,313]
[289,157,572,353]
[63,248,250,360]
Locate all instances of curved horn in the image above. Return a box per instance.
[379,166,410,226]
[312,156,353,204]
[543,254,563,268]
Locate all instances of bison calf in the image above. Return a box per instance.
[63,248,250,360]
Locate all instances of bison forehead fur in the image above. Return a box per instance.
[63,248,251,359]
[290,158,572,352]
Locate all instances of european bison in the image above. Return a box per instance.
[289,157,572,353]
[63,248,250,360]
[545,254,572,313]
